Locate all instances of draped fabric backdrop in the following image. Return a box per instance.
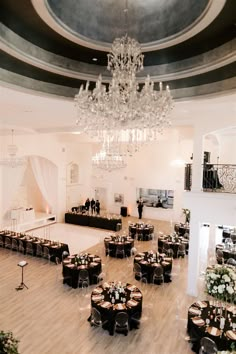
[29,156,58,214]
[1,163,27,224]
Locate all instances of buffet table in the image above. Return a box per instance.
[104,235,134,258]
[0,230,69,263]
[187,300,236,353]
[134,251,172,283]
[62,253,101,288]
[90,282,142,335]
[65,213,122,231]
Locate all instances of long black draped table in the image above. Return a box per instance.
[216,244,236,262]
[62,253,102,288]
[0,230,69,263]
[90,282,142,335]
[129,223,154,241]
[104,235,134,258]
[134,251,172,283]
[158,235,189,258]
[187,300,236,353]
[65,213,122,231]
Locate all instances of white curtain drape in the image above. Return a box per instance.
[1,164,27,223]
[29,156,58,214]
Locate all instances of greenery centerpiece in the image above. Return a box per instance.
[0,331,19,354]
[205,265,236,303]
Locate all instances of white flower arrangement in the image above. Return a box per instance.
[205,264,236,303]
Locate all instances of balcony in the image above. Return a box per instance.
[184,164,236,193]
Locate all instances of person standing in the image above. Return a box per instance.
[85,198,90,212]
[95,200,100,215]
[91,198,96,214]
[137,199,144,219]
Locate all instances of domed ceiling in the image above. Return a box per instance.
[0,0,235,99]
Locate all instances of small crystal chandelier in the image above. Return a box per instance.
[92,149,127,172]
[0,130,26,168]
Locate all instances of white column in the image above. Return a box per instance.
[187,215,201,296]
[191,132,204,192]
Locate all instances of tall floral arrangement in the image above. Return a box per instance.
[205,265,236,303]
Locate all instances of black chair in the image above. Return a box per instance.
[177,243,186,258]
[18,240,25,253]
[0,235,3,247]
[216,249,224,264]
[25,242,34,255]
[78,269,90,288]
[130,311,141,330]
[114,312,129,336]
[4,237,11,249]
[90,307,107,327]
[199,337,218,354]
[11,239,18,251]
[115,244,125,258]
[226,258,236,266]
[133,263,147,282]
[36,244,43,257]
[152,266,164,284]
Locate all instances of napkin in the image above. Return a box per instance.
[192,318,204,326]
[92,294,103,301]
[94,257,101,262]
[189,307,201,316]
[127,299,138,307]
[101,301,111,308]
[195,301,207,308]
[90,262,98,266]
[66,264,75,268]
[116,303,125,310]
[132,292,142,298]
[92,288,103,294]
[210,327,218,336]
[226,330,236,340]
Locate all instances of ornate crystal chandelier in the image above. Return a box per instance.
[75,38,173,143]
[0,130,26,168]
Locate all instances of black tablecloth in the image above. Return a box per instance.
[134,251,172,283]
[187,300,236,353]
[128,223,154,241]
[216,244,236,262]
[65,213,122,231]
[62,253,101,288]
[90,282,142,335]
[104,236,134,258]
[0,231,69,263]
[158,237,189,258]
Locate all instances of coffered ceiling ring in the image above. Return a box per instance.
[31,0,226,52]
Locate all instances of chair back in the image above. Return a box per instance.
[5,237,11,249]
[115,312,129,327]
[0,235,4,246]
[91,307,102,325]
[199,337,217,354]
[36,244,43,256]
[12,239,18,250]
[79,269,89,280]
[226,258,236,266]
[133,262,142,274]
[166,248,174,258]
[153,265,163,277]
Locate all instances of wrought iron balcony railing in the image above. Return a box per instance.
[184,164,236,194]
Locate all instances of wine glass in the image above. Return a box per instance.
[206,318,210,327]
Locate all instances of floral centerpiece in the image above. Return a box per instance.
[182,208,190,223]
[0,331,19,354]
[205,264,236,303]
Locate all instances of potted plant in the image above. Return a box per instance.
[0,330,19,354]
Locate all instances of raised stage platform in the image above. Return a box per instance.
[9,212,56,232]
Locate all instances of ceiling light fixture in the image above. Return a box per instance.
[0,130,26,168]
[74,0,174,157]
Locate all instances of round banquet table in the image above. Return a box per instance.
[129,223,154,241]
[158,236,189,258]
[216,244,236,262]
[174,223,190,236]
[62,253,101,288]
[104,235,134,257]
[134,251,172,283]
[187,300,236,353]
[90,282,142,335]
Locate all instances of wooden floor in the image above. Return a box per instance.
[0,216,210,354]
